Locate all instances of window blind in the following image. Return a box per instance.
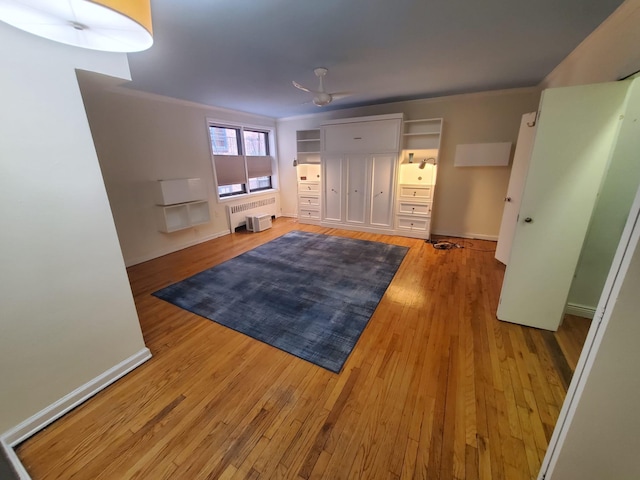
[214,155,246,185]
[246,155,273,178]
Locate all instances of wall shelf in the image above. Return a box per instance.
[155,178,210,232]
[296,130,321,157]
[156,200,210,233]
[402,118,443,150]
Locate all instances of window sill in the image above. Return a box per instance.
[216,188,279,204]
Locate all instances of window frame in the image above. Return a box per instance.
[206,118,278,201]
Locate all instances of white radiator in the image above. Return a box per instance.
[226,196,278,231]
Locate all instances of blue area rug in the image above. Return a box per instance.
[153,230,408,372]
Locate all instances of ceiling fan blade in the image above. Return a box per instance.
[330,92,351,100]
[292,81,313,93]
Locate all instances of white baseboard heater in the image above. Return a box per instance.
[226,196,277,232]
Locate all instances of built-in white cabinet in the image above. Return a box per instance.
[295,130,322,224]
[155,178,210,232]
[302,114,442,238]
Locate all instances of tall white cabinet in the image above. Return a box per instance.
[396,118,442,239]
[295,130,322,225]
[320,115,401,235]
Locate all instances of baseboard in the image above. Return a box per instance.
[431,230,499,242]
[565,303,596,319]
[124,230,231,267]
[1,348,151,448]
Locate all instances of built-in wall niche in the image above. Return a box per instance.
[398,149,438,185]
[297,163,321,182]
[155,178,210,233]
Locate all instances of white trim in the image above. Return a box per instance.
[1,439,30,479]
[1,348,151,447]
[565,303,596,319]
[124,230,231,267]
[277,86,542,122]
[109,85,278,123]
[431,230,499,242]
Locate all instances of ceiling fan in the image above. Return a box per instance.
[292,67,348,107]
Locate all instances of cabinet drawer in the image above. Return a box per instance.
[299,207,321,219]
[399,185,432,200]
[398,201,431,216]
[299,195,320,207]
[322,119,401,153]
[396,216,430,232]
[299,181,320,193]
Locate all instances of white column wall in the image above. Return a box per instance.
[0,23,147,434]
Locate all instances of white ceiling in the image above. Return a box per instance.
[123,0,624,119]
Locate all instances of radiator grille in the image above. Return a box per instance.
[226,196,277,231]
[228,196,276,214]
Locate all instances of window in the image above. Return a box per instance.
[208,122,275,198]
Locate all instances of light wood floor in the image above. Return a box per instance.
[17,219,591,480]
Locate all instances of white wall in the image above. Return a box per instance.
[547,186,640,480]
[79,85,279,266]
[277,88,541,240]
[0,24,147,434]
[547,0,640,312]
[568,78,640,310]
[538,2,640,477]
[541,0,640,89]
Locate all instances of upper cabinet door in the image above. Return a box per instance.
[323,119,401,153]
[497,82,629,331]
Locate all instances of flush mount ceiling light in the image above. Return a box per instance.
[0,0,153,52]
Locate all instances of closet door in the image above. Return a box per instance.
[369,154,396,228]
[345,155,368,225]
[322,155,343,223]
[495,112,537,265]
[497,82,628,331]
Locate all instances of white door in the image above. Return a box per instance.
[369,154,396,227]
[345,155,368,225]
[322,155,343,222]
[497,82,629,331]
[495,112,537,265]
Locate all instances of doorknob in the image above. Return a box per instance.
[505,197,512,202]
[524,217,533,223]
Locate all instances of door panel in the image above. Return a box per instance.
[345,155,368,224]
[370,154,396,227]
[497,82,628,331]
[495,112,538,264]
[322,155,343,222]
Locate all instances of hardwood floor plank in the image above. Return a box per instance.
[16,220,591,479]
